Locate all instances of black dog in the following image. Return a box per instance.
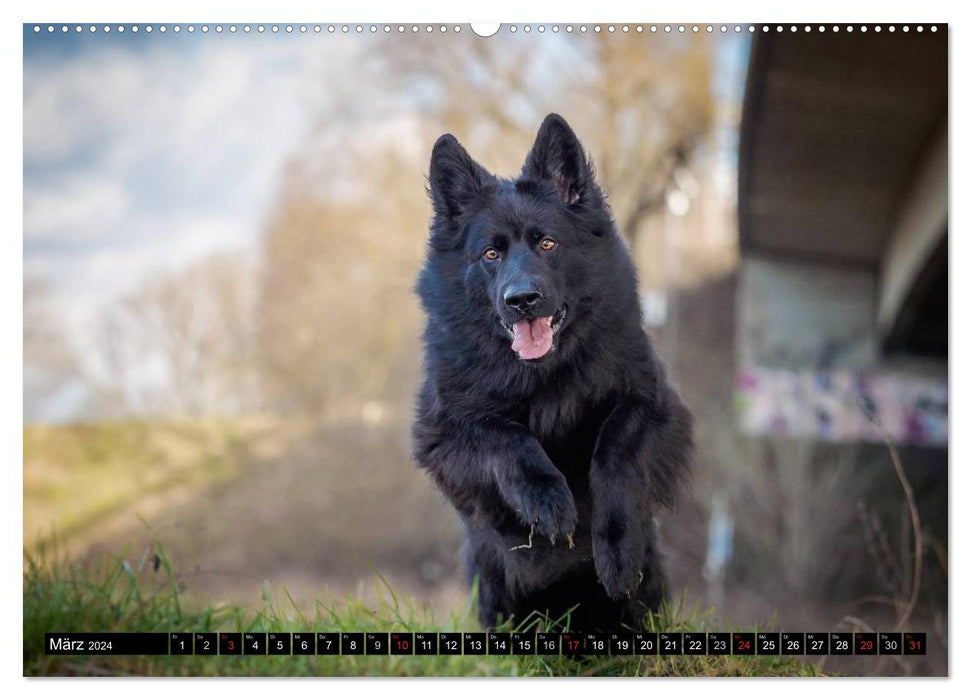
[413,114,693,632]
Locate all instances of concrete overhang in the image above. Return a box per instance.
[738,29,947,357]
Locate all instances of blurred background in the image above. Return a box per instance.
[23,24,947,674]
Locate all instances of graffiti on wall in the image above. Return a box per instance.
[736,366,947,447]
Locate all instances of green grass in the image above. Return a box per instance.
[24,543,822,677]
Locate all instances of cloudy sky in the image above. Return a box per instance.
[23,27,391,420]
[24,28,364,318]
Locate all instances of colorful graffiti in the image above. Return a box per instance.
[736,366,947,447]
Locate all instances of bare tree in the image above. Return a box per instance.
[257,153,427,416]
[86,253,259,418]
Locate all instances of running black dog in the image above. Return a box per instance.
[413,114,693,631]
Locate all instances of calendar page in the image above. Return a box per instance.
[21,10,948,681]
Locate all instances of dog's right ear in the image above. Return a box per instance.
[428,134,491,224]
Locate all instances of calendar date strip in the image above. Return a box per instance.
[46,631,927,656]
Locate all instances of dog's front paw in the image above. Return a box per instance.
[592,510,644,599]
[515,470,578,545]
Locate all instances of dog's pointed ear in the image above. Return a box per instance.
[428,134,491,224]
[521,114,601,208]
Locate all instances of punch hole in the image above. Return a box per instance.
[470,23,500,37]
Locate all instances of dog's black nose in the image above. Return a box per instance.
[504,286,544,313]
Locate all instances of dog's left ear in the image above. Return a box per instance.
[521,114,602,209]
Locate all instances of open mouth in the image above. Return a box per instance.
[500,305,567,361]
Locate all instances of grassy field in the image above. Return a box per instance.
[23,419,263,553]
[24,543,821,677]
[23,418,467,617]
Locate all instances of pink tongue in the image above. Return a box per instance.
[511,317,554,360]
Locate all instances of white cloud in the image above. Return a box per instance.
[24,177,127,242]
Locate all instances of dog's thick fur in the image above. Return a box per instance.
[413,114,693,631]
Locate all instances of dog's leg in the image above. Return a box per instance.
[463,527,512,629]
[416,416,578,545]
[590,388,692,601]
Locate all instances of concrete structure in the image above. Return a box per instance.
[735,29,947,445]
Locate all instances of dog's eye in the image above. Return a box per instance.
[539,237,557,252]
[482,247,500,261]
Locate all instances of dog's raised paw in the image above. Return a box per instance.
[515,472,578,544]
